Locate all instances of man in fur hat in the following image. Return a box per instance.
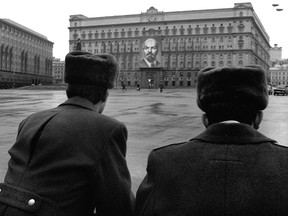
[0,51,134,216]
[135,65,288,216]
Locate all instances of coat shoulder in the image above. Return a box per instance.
[152,141,190,154]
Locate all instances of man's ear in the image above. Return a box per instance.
[201,114,210,128]
[253,111,263,130]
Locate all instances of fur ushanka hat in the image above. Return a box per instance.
[64,51,119,89]
[196,65,268,113]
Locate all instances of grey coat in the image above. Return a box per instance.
[136,123,288,216]
[0,97,134,216]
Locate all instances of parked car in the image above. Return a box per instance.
[273,87,288,96]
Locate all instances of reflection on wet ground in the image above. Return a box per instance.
[0,88,288,193]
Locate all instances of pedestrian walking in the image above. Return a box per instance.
[122,83,127,91]
[137,84,141,91]
[159,83,164,93]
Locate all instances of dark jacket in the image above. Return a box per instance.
[0,97,134,216]
[135,123,288,216]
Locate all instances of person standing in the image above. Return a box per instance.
[137,84,141,91]
[135,65,288,216]
[76,38,81,51]
[122,83,127,91]
[0,51,135,216]
[159,83,164,93]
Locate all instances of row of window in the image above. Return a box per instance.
[73,22,247,40]
[82,43,243,52]
[0,21,51,47]
[116,60,245,70]
[270,81,288,85]
[271,72,288,76]
[120,80,193,87]
[77,35,246,46]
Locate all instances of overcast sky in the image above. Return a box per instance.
[2,0,287,60]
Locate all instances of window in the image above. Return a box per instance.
[195,25,200,34]
[203,61,208,67]
[227,23,233,33]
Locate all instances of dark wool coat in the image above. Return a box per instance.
[135,123,288,216]
[0,97,135,216]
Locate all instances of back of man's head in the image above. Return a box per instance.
[64,51,119,103]
[65,51,119,89]
[196,65,268,124]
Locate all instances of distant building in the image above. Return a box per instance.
[0,18,53,89]
[268,44,288,87]
[270,44,282,62]
[269,60,288,87]
[69,3,271,88]
[52,58,65,84]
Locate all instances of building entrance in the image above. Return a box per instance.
[140,68,164,88]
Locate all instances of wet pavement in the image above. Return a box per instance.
[0,88,288,193]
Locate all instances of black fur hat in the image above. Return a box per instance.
[64,51,119,89]
[197,65,268,113]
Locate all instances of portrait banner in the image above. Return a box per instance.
[139,36,162,68]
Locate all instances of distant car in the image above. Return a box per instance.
[273,87,288,96]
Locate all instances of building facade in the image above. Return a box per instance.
[269,61,288,87]
[268,43,288,87]
[52,57,65,84]
[270,44,282,62]
[69,2,270,88]
[0,19,53,89]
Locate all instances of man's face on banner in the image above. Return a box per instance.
[143,38,158,63]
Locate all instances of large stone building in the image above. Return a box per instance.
[269,64,288,87]
[52,57,65,84]
[269,57,288,87]
[268,44,288,87]
[69,2,270,88]
[0,19,53,88]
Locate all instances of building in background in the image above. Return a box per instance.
[268,43,288,87]
[270,44,282,62]
[0,19,53,89]
[52,57,65,84]
[269,63,288,87]
[68,3,270,88]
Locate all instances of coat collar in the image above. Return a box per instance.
[191,123,277,145]
[59,96,97,112]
